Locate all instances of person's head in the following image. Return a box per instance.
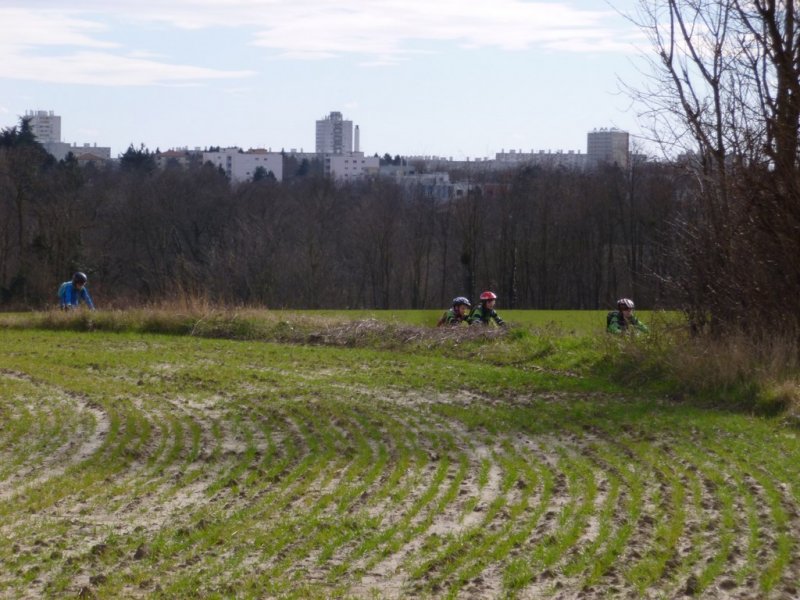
[72,272,88,288]
[480,290,497,309]
[452,296,471,317]
[617,297,634,316]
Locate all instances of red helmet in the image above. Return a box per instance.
[479,291,497,301]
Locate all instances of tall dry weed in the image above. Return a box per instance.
[603,321,800,413]
[657,331,799,412]
[671,332,798,387]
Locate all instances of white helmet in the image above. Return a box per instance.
[617,298,634,310]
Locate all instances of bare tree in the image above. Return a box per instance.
[630,0,800,333]
[403,187,438,309]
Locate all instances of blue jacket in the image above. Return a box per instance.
[58,281,95,309]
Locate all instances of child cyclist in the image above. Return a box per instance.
[468,291,506,326]
[58,272,95,310]
[607,298,647,334]
[437,296,472,326]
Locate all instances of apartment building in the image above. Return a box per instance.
[26,109,111,162]
[315,111,353,155]
[154,148,204,170]
[586,128,630,168]
[26,109,60,143]
[324,152,379,181]
[494,148,590,169]
[202,148,284,183]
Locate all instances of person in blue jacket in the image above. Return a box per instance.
[58,272,95,310]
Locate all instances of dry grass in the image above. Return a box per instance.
[0,307,508,350]
[606,327,800,413]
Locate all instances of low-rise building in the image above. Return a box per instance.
[155,148,202,170]
[74,152,109,168]
[381,168,457,201]
[379,164,417,178]
[202,147,284,182]
[324,152,379,181]
[43,141,112,162]
[494,148,589,170]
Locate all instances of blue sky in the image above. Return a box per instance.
[0,1,650,159]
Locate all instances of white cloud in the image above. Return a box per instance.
[0,49,253,86]
[1,8,115,48]
[0,1,640,86]
[1,1,638,67]
[246,1,635,57]
[0,7,252,85]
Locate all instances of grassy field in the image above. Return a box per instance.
[275,309,664,334]
[0,307,663,333]
[1,310,799,598]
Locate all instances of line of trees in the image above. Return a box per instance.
[0,120,687,311]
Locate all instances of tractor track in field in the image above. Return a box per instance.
[0,369,110,505]
[2,369,800,598]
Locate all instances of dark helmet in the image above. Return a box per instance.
[72,272,88,285]
[479,291,497,302]
[452,296,471,308]
[617,297,634,310]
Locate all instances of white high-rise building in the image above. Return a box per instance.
[587,128,629,168]
[26,110,61,144]
[315,111,353,155]
[25,109,111,161]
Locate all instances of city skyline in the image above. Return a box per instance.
[0,1,650,159]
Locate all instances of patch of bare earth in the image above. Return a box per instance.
[0,370,110,504]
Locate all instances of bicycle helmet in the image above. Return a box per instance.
[479,291,497,301]
[452,296,471,308]
[617,298,634,310]
[73,272,88,285]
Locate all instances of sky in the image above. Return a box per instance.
[0,0,652,160]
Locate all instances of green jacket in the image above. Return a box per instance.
[468,305,505,326]
[437,308,468,326]
[607,310,648,334]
